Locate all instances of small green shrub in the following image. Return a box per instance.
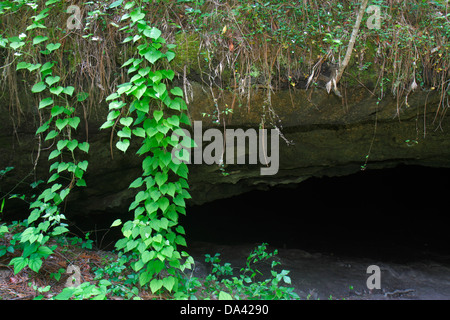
[178,243,299,300]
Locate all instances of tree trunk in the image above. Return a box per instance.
[335,0,369,84]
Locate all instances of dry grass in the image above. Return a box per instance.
[0,237,102,300]
[0,0,448,129]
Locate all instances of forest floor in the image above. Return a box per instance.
[1,239,450,300]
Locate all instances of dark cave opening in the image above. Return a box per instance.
[3,164,449,264]
[182,165,450,263]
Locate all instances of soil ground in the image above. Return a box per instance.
[187,241,450,300]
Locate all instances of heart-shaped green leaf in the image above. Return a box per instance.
[144,49,163,64]
[117,84,132,95]
[135,190,148,203]
[51,106,65,117]
[76,179,87,187]
[150,71,163,83]
[40,62,54,73]
[57,139,69,150]
[77,92,89,102]
[133,83,147,100]
[27,63,42,72]
[39,97,53,109]
[106,92,120,101]
[136,100,149,113]
[170,87,183,97]
[47,173,59,184]
[51,183,62,193]
[124,1,134,10]
[33,7,50,21]
[100,120,114,130]
[153,110,164,122]
[110,219,122,228]
[144,201,158,215]
[166,50,175,62]
[130,74,142,83]
[77,160,88,172]
[46,42,61,52]
[45,130,58,141]
[68,117,80,129]
[149,279,163,293]
[154,83,166,98]
[116,139,130,152]
[16,62,31,70]
[57,162,70,173]
[50,86,64,95]
[48,149,61,160]
[133,34,142,43]
[168,99,181,111]
[59,188,70,201]
[67,139,78,151]
[74,167,84,179]
[55,118,69,131]
[78,142,90,153]
[120,117,133,127]
[157,123,170,135]
[173,194,185,207]
[158,197,169,212]
[161,70,175,81]
[159,151,172,167]
[130,9,145,23]
[45,75,60,86]
[109,100,126,110]
[36,121,50,134]
[150,189,161,202]
[32,82,46,93]
[167,115,180,127]
[107,110,120,121]
[10,41,25,50]
[33,35,48,45]
[117,127,132,138]
[133,128,145,138]
[129,177,143,189]
[138,67,151,77]
[143,27,162,40]
[155,171,168,187]
[62,86,74,96]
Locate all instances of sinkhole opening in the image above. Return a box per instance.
[181,164,450,263]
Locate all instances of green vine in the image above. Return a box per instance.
[101,2,193,294]
[7,0,89,274]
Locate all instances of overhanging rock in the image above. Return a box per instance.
[1,84,449,217]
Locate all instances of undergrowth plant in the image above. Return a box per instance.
[181,243,299,300]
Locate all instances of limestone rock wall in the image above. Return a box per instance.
[1,83,449,220]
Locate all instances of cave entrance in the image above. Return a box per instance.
[182,164,450,263]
